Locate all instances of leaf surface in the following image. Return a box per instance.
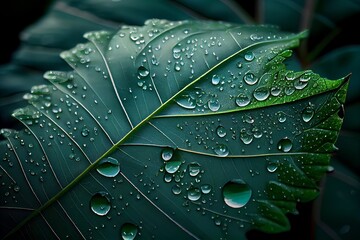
[0,19,349,239]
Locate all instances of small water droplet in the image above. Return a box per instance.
[302,106,314,122]
[243,72,257,85]
[96,157,120,177]
[211,74,221,85]
[222,179,252,208]
[121,223,138,240]
[277,111,287,123]
[187,187,201,201]
[172,46,181,59]
[267,161,278,173]
[216,126,227,138]
[188,162,201,177]
[253,87,270,101]
[137,66,149,78]
[90,192,111,216]
[235,93,250,107]
[277,138,293,152]
[161,148,174,161]
[214,144,229,157]
[171,184,182,195]
[81,126,90,137]
[244,52,255,61]
[200,184,212,194]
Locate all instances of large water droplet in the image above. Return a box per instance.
[187,187,201,201]
[277,138,293,152]
[216,126,227,138]
[96,157,120,177]
[137,66,149,78]
[176,97,196,109]
[211,74,221,85]
[161,147,174,161]
[172,184,182,195]
[235,93,250,107]
[165,160,181,174]
[214,144,229,157]
[253,87,270,101]
[172,46,181,59]
[188,162,201,177]
[270,86,281,96]
[121,223,138,240]
[43,71,69,83]
[302,106,314,122]
[90,192,111,216]
[222,179,252,208]
[243,72,257,85]
[208,98,220,112]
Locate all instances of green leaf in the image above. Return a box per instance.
[0,19,349,239]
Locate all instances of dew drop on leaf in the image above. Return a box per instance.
[137,66,149,78]
[188,162,201,177]
[208,98,220,112]
[175,97,196,109]
[222,179,252,208]
[277,138,293,152]
[235,93,251,107]
[161,147,174,161]
[165,160,181,174]
[211,74,221,85]
[253,86,270,101]
[243,72,257,85]
[267,161,278,173]
[90,192,111,216]
[214,144,229,157]
[187,187,201,201]
[301,106,315,122]
[172,184,182,195]
[120,223,138,240]
[216,126,227,138]
[96,157,120,177]
[244,52,255,61]
[200,184,212,194]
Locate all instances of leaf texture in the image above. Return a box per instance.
[0,19,349,239]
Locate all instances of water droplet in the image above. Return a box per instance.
[81,126,90,137]
[200,184,212,194]
[188,162,201,177]
[137,66,149,78]
[253,87,270,101]
[121,223,138,240]
[277,138,293,152]
[285,71,295,81]
[277,111,287,123]
[172,184,182,195]
[216,126,227,138]
[222,179,252,208]
[187,187,201,201]
[96,157,120,177]
[211,74,221,85]
[161,148,174,161]
[270,86,281,96]
[244,52,255,61]
[240,129,253,145]
[214,144,229,157]
[235,93,250,107]
[302,106,314,122]
[267,161,278,173]
[176,96,196,109]
[43,71,69,83]
[172,46,181,59]
[90,192,111,216]
[208,98,220,112]
[165,160,181,174]
[243,72,257,85]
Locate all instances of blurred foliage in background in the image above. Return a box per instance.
[0,0,359,239]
